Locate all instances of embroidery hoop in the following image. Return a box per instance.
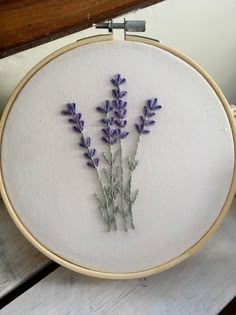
[0,34,235,280]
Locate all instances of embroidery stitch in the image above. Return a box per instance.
[61,75,162,231]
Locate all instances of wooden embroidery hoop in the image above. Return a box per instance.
[0,34,235,280]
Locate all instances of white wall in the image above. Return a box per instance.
[1,0,236,112]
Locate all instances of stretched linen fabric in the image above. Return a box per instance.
[1,40,234,274]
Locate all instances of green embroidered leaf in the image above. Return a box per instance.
[115,181,121,193]
[115,206,120,214]
[128,157,139,171]
[109,213,116,225]
[131,189,139,205]
[104,186,111,200]
[114,166,120,179]
[103,168,111,182]
[124,188,130,201]
[103,152,111,164]
[132,160,139,171]
[127,157,132,170]
[112,149,120,163]
[99,206,108,225]
[95,194,105,208]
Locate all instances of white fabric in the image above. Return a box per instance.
[1,41,234,273]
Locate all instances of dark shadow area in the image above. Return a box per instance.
[0,262,59,310]
[219,296,236,315]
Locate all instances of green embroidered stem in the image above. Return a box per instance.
[95,169,111,232]
[127,178,134,229]
[133,133,141,162]
[119,138,128,231]
[110,148,117,230]
[103,151,120,229]
[126,133,141,229]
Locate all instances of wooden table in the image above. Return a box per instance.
[0,0,164,58]
[0,197,235,314]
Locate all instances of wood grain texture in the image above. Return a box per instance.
[0,200,50,299]
[2,199,236,314]
[0,0,164,58]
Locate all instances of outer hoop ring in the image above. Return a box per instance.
[0,34,235,279]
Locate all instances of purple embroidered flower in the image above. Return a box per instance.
[96,100,113,113]
[62,103,99,168]
[112,89,127,99]
[102,130,117,145]
[115,108,127,120]
[135,98,162,135]
[111,73,126,87]
[111,74,129,140]
[148,98,162,111]
[79,136,91,148]
[100,116,114,126]
[114,100,127,110]
[61,102,76,115]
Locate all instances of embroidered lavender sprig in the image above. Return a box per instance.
[61,102,111,230]
[112,74,129,231]
[135,98,162,136]
[126,98,162,228]
[61,78,162,232]
[62,103,99,168]
[97,100,120,230]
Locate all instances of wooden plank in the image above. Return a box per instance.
[0,0,164,58]
[0,200,50,299]
[2,199,236,315]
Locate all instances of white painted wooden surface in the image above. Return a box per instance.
[0,200,50,298]
[2,200,236,315]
